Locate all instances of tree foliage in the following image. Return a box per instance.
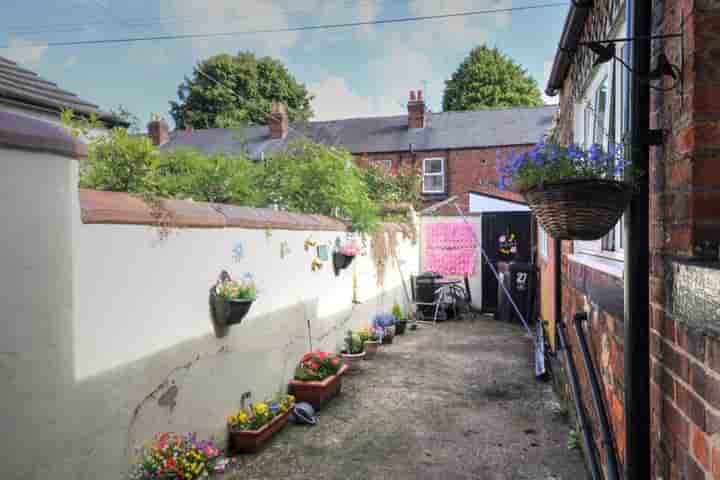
[361,163,422,210]
[170,52,313,129]
[442,45,543,111]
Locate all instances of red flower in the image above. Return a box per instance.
[309,361,320,370]
[301,352,314,362]
[315,351,328,360]
[331,358,340,365]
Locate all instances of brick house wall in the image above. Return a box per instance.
[546,0,720,478]
[355,144,534,210]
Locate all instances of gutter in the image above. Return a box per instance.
[545,1,594,97]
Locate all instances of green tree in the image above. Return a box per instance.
[257,140,379,233]
[442,45,543,111]
[170,52,313,129]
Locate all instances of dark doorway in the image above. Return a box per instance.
[480,211,532,312]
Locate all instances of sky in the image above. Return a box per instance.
[0,0,565,128]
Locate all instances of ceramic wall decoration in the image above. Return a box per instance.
[280,241,291,259]
[317,245,329,262]
[304,237,317,252]
[232,242,244,262]
[311,258,323,271]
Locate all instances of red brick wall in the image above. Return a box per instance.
[546,0,720,478]
[355,144,532,211]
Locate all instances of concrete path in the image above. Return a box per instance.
[225,316,587,480]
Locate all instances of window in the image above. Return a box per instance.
[538,225,549,259]
[422,158,445,194]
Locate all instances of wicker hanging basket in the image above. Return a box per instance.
[521,179,635,241]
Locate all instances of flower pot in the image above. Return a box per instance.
[228,410,290,454]
[363,340,379,359]
[340,350,366,370]
[395,320,407,335]
[211,290,254,327]
[288,364,349,410]
[333,252,355,276]
[521,179,635,241]
[382,335,394,344]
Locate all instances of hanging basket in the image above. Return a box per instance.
[521,179,635,241]
[332,252,355,276]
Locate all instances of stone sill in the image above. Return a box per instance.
[568,253,624,280]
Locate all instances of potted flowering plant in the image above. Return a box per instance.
[391,302,407,335]
[129,432,223,480]
[333,241,360,276]
[497,141,638,240]
[226,394,295,453]
[373,312,396,344]
[288,351,348,409]
[357,327,380,359]
[210,271,257,328]
[340,330,366,368]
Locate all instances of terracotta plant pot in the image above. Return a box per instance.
[288,364,349,410]
[363,340,379,359]
[340,350,366,370]
[228,409,291,454]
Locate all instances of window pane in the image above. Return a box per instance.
[424,158,443,174]
[423,174,444,192]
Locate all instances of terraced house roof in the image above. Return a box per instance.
[161,105,557,159]
[0,55,123,127]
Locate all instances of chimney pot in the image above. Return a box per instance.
[269,102,289,139]
[410,90,416,101]
[407,88,427,129]
[418,89,423,100]
[147,114,170,146]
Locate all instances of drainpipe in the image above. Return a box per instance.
[554,238,562,349]
[624,0,651,477]
[558,321,604,480]
[574,312,620,480]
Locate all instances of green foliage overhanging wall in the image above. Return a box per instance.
[78,128,419,234]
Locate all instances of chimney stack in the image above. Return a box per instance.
[147,113,169,146]
[408,89,427,129]
[269,102,289,139]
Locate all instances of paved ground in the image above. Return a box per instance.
[224,316,587,480]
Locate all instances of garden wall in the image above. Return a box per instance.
[0,117,419,480]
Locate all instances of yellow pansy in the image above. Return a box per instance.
[253,403,269,415]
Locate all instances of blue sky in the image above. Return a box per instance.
[1,0,565,127]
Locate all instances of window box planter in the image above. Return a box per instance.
[332,252,355,276]
[228,409,290,454]
[288,364,349,410]
[363,340,379,359]
[340,350,366,370]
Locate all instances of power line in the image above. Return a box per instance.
[1,0,395,36]
[0,3,566,49]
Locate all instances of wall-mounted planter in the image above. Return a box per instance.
[210,289,254,334]
[333,252,355,276]
[228,410,290,454]
[288,364,349,410]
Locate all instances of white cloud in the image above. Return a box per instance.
[3,38,48,66]
[63,55,79,68]
[309,46,438,121]
[406,0,495,49]
[173,1,300,60]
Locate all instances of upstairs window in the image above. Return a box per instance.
[422,158,445,194]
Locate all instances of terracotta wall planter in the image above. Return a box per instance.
[288,364,349,410]
[228,410,291,454]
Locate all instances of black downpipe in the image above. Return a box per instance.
[558,322,604,480]
[625,0,651,477]
[574,313,620,480]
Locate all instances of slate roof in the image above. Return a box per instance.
[161,106,557,159]
[0,55,123,127]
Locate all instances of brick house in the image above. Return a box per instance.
[151,91,555,211]
[541,0,720,478]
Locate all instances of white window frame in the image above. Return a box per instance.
[573,15,627,261]
[422,157,445,194]
[538,225,549,259]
